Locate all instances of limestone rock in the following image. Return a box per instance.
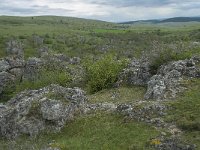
[23,57,44,80]
[118,58,151,86]
[144,75,167,100]
[0,84,87,139]
[38,46,49,57]
[0,59,10,72]
[86,102,117,112]
[6,40,24,59]
[0,71,15,94]
[145,58,200,100]
[69,57,81,65]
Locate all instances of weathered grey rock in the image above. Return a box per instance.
[9,68,23,80]
[52,54,69,62]
[145,58,200,100]
[86,102,117,112]
[38,46,49,57]
[158,58,200,78]
[0,57,25,94]
[116,104,133,114]
[69,57,81,65]
[40,99,66,121]
[5,57,25,69]
[0,84,87,139]
[0,71,15,94]
[18,117,45,137]
[118,58,151,86]
[6,40,24,59]
[32,35,44,46]
[144,75,167,100]
[41,147,60,150]
[0,59,10,72]
[23,57,44,80]
[154,137,196,150]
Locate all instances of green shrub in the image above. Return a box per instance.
[149,48,194,74]
[84,55,127,93]
[44,39,53,44]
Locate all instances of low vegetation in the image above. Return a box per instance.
[165,79,200,147]
[88,86,146,104]
[0,112,159,150]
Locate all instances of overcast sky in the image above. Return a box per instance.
[0,0,200,22]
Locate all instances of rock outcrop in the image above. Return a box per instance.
[145,57,200,100]
[118,58,151,86]
[0,84,86,139]
[0,57,25,95]
[6,40,24,59]
[0,40,25,95]
[23,57,44,81]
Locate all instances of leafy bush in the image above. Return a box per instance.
[149,47,197,74]
[84,55,127,93]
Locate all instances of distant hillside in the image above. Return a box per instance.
[160,17,200,23]
[120,17,200,24]
[0,15,113,29]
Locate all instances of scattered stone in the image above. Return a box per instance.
[153,137,196,150]
[69,57,81,65]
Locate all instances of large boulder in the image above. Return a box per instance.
[38,46,49,57]
[32,35,44,47]
[0,71,15,94]
[6,40,24,59]
[0,84,87,139]
[0,57,25,95]
[118,58,151,86]
[0,59,10,72]
[23,57,44,80]
[5,57,25,69]
[145,58,200,100]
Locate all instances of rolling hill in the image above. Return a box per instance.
[120,17,200,24]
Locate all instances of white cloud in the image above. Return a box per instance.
[0,0,200,22]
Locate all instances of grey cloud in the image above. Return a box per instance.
[89,0,172,7]
[0,0,200,22]
[0,4,74,15]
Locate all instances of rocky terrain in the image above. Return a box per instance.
[0,16,200,150]
[0,39,199,150]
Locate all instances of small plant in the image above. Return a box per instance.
[149,139,161,145]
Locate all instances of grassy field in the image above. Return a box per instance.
[0,16,200,59]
